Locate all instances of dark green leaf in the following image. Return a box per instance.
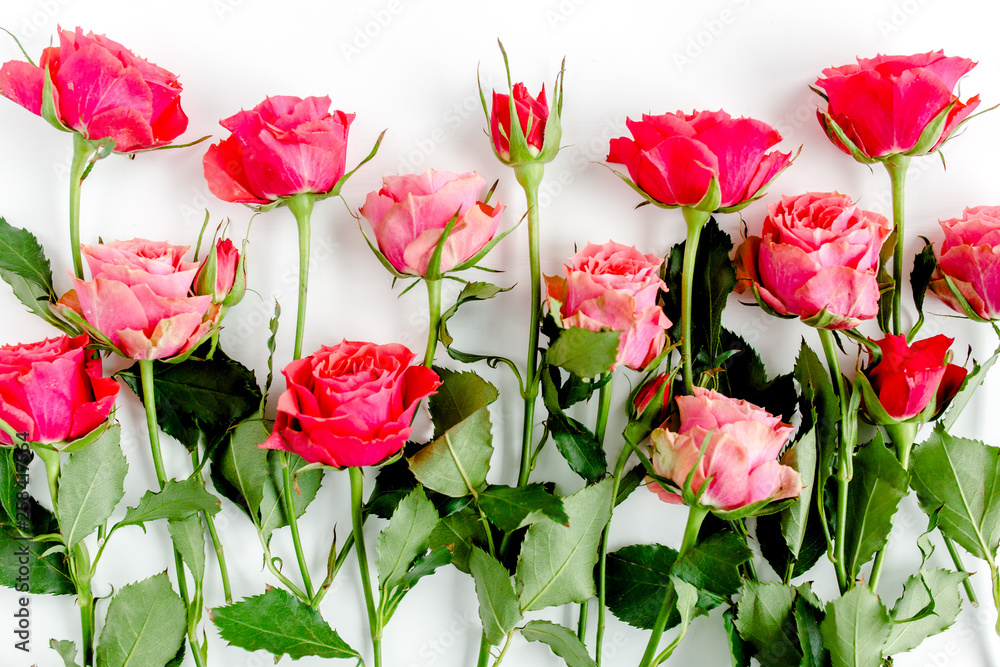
[883,568,966,656]
[57,425,127,548]
[0,499,74,595]
[365,457,418,520]
[876,229,897,334]
[724,607,751,667]
[909,241,936,321]
[478,484,568,532]
[820,585,892,667]
[781,427,817,560]
[427,507,488,574]
[118,477,220,529]
[794,596,828,667]
[409,406,493,498]
[910,425,1000,563]
[0,446,28,523]
[546,328,620,379]
[119,348,261,452]
[844,437,908,581]
[258,450,324,544]
[734,581,800,665]
[168,514,206,582]
[211,588,360,660]
[716,329,797,422]
[428,368,498,438]
[211,417,270,520]
[516,479,612,611]
[0,217,54,296]
[376,486,440,590]
[520,620,597,667]
[615,464,645,507]
[672,531,753,603]
[758,502,827,582]
[394,545,452,594]
[470,548,521,645]
[96,573,187,667]
[549,413,607,484]
[605,543,678,629]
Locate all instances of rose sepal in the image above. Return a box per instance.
[815,107,879,164]
[27,417,117,454]
[902,101,958,157]
[940,273,994,323]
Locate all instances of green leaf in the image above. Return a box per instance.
[477,484,568,532]
[119,348,261,453]
[546,328,620,378]
[910,426,1000,562]
[821,585,892,667]
[211,588,360,661]
[118,477,220,529]
[520,620,598,667]
[656,576,700,661]
[716,329,797,422]
[428,368,499,438]
[758,501,827,582]
[671,531,753,605]
[909,241,937,324]
[409,406,493,498]
[723,607,751,667]
[258,450,324,544]
[427,507,487,574]
[883,568,966,656]
[794,595,828,667]
[439,281,513,348]
[57,425,127,548]
[876,229,897,334]
[0,217,54,296]
[0,446,26,523]
[365,457,418,520]
[470,548,522,645]
[96,573,187,667]
[941,347,1000,431]
[844,437,908,581]
[516,479,612,612]
[50,638,80,667]
[734,581,799,662]
[549,412,607,484]
[780,426,817,559]
[393,544,453,594]
[376,486,440,590]
[212,417,270,520]
[168,514,206,582]
[606,543,679,629]
[0,498,74,595]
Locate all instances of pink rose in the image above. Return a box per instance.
[815,52,979,159]
[360,169,505,277]
[734,192,891,329]
[491,82,548,161]
[864,334,967,421]
[263,340,441,468]
[545,241,671,370]
[203,95,354,205]
[194,237,245,306]
[929,206,1000,319]
[58,239,217,360]
[649,387,800,511]
[0,26,188,152]
[607,110,791,211]
[0,334,119,446]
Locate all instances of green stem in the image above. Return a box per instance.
[424,278,442,367]
[639,505,708,667]
[992,562,1000,636]
[884,155,911,336]
[818,329,852,593]
[280,450,315,602]
[350,467,382,667]
[71,543,96,667]
[288,193,316,361]
[596,398,628,665]
[515,164,543,488]
[944,535,980,608]
[34,446,60,509]
[477,634,491,667]
[680,207,711,394]
[192,452,232,604]
[869,423,917,592]
[68,133,97,280]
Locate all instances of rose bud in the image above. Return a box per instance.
[815,52,979,161]
[929,206,1000,321]
[0,26,188,151]
[545,241,671,371]
[734,192,891,329]
[194,237,246,307]
[649,387,800,513]
[607,109,792,213]
[262,340,441,468]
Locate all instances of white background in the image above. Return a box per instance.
[0,0,999,665]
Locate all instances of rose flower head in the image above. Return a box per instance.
[928,206,1000,321]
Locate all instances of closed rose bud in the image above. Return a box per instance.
[194,237,245,306]
[864,334,967,422]
[491,83,549,162]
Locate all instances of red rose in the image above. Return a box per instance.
[734,192,891,329]
[607,109,791,212]
[0,26,188,152]
[490,82,548,161]
[203,95,354,205]
[0,335,119,446]
[865,334,967,421]
[929,206,1000,320]
[262,341,441,468]
[815,52,979,160]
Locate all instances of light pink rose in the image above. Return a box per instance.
[545,241,671,370]
[58,239,217,360]
[360,169,505,277]
[649,387,800,511]
[734,192,891,329]
[929,206,1000,319]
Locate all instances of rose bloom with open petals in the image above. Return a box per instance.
[58,239,217,360]
[0,334,119,446]
[929,206,1000,320]
[649,387,800,511]
[865,334,967,421]
[607,109,791,211]
[263,340,441,468]
[735,192,891,329]
[545,241,671,371]
[815,51,979,159]
[360,169,504,277]
[0,26,187,152]
[203,95,354,205]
